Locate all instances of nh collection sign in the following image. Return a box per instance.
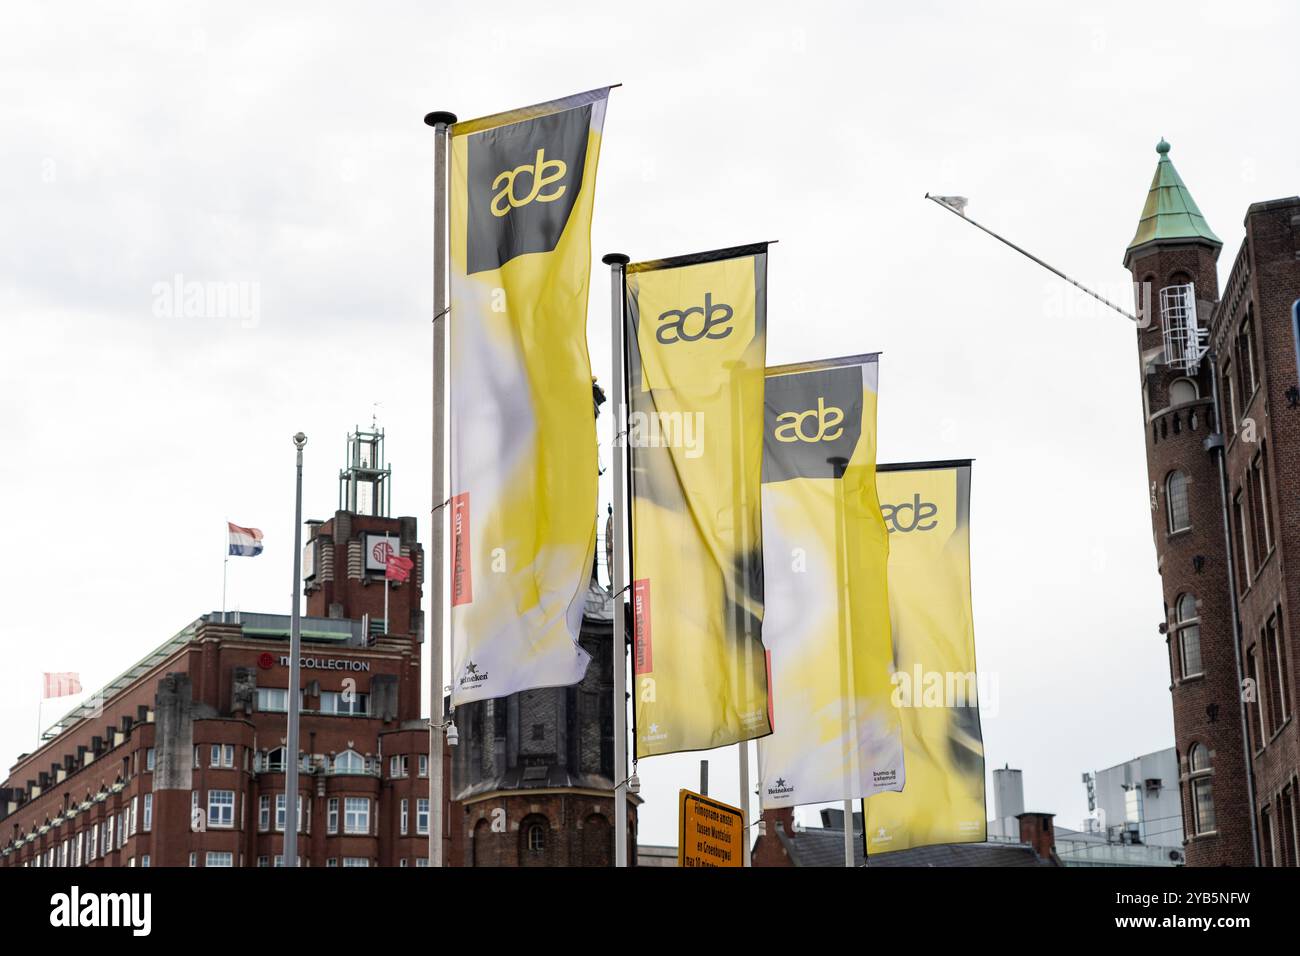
[278,656,370,672]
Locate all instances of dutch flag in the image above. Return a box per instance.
[228,522,264,557]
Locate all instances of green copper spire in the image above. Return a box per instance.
[1125,139,1221,261]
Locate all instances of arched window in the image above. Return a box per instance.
[1175,593,1202,678]
[1169,378,1199,406]
[1188,743,1215,835]
[264,747,286,772]
[518,813,549,866]
[333,750,364,774]
[1166,471,1191,533]
[527,824,546,851]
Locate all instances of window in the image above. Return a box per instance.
[140,855,150,868]
[1223,359,1238,433]
[1237,313,1258,402]
[210,745,221,767]
[257,687,289,713]
[320,691,370,716]
[146,748,155,772]
[400,858,409,867]
[326,858,338,868]
[333,750,365,775]
[143,793,153,831]
[327,798,339,835]
[342,857,370,867]
[1168,378,1198,405]
[273,856,301,867]
[1262,610,1291,736]
[416,858,429,868]
[206,851,233,868]
[193,745,200,769]
[208,790,235,829]
[344,797,370,835]
[262,747,286,772]
[129,796,138,835]
[1233,490,1251,590]
[527,823,546,852]
[103,817,113,856]
[223,744,235,768]
[259,795,271,832]
[276,794,303,833]
[419,755,428,778]
[257,856,270,868]
[90,823,99,861]
[189,852,197,868]
[1174,594,1202,679]
[1247,449,1273,568]
[400,799,409,836]
[1166,471,1191,533]
[417,798,429,835]
[390,755,409,778]
[1189,744,1216,836]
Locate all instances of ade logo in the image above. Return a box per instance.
[880,494,939,533]
[773,397,844,443]
[490,148,567,217]
[656,292,733,344]
[762,364,863,482]
[466,104,590,275]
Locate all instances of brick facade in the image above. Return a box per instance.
[1127,179,1300,865]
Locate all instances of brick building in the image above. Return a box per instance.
[0,428,438,868]
[449,575,638,867]
[0,425,632,868]
[1126,140,1300,866]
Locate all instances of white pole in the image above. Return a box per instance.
[604,252,630,868]
[843,799,855,868]
[284,432,307,866]
[384,532,391,636]
[424,108,456,867]
[739,740,751,866]
[222,521,229,622]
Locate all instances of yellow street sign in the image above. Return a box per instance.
[677,789,744,867]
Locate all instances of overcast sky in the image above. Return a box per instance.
[2,1,1297,850]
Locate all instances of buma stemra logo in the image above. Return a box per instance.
[880,493,938,533]
[490,147,567,217]
[773,397,845,443]
[656,292,734,345]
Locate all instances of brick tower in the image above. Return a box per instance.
[1123,140,1254,865]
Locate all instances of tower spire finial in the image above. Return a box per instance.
[1156,137,1170,156]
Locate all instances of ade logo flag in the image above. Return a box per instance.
[864,461,986,855]
[448,87,611,706]
[625,243,772,758]
[757,355,904,809]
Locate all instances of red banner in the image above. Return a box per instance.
[451,493,473,606]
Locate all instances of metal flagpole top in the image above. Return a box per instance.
[602,252,630,266]
[423,111,458,127]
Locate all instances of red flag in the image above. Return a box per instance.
[43,672,82,699]
[385,553,414,582]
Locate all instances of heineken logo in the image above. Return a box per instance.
[766,777,794,796]
[459,661,489,687]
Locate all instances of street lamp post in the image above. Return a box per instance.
[284,431,307,866]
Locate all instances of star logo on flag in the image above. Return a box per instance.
[877,827,887,839]
[466,662,478,675]
[648,723,659,735]
[775,778,786,788]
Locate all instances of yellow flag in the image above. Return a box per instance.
[447,88,610,704]
[757,355,903,808]
[625,244,771,757]
[864,462,986,853]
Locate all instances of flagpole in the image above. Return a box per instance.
[830,456,857,867]
[603,251,630,868]
[284,431,307,867]
[384,533,391,635]
[425,108,456,867]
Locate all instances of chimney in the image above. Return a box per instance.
[1017,811,1058,863]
